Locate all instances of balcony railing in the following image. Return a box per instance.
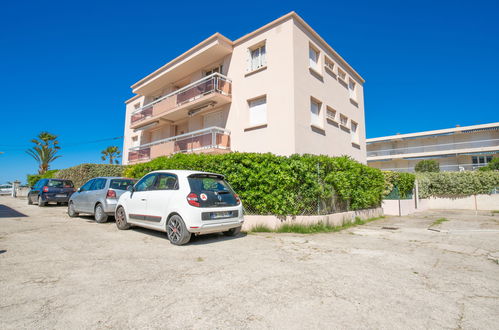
[373,163,490,173]
[131,73,232,125]
[367,138,499,158]
[128,126,230,163]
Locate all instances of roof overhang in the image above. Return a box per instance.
[131,33,233,95]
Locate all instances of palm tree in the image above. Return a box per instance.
[101,146,121,164]
[26,132,61,174]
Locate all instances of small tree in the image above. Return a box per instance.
[479,158,499,171]
[101,146,121,164]
[26,132,61,174]
[415,159,440,173]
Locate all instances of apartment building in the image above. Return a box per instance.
[123,12,366,165]
[367,122,499,172]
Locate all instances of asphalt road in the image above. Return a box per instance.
[1,196,498,329]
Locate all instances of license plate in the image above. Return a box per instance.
[56,194,66,198]
[211,211,232,219]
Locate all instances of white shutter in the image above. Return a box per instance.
[249,97,267,126]
[310,100,320,126]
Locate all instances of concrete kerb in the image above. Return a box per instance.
[242,207,383,231]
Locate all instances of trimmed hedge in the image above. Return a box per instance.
[383,171,415,198]
[415,159,440,173]
[417,171,499,198]
[27,169,59,187]
[54,164,126,188]
[124,152,385,216]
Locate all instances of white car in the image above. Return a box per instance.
[115,170,244,245]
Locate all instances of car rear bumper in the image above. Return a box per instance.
[187,218,244,235]
[42,194,71,203]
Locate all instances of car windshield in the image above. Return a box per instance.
[110,179,136,190]
[48,180,74,188]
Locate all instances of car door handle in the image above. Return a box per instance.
[141,198,147,201]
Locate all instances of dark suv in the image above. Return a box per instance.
[28,179,75,207]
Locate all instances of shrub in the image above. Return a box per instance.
[54,164,126,188]
[417,171,499,198]
[27,169,59,187]
[415,160,440,173]
[478,158,499,171]
[382,171,415,198]
[124,153,385,216]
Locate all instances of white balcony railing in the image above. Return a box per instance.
[128,126,230,162]
[373,163,489,173]
[367,138,499,158]
[130,73,231,125]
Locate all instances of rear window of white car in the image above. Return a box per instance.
[110,179,136,190]
[187,174,238,207]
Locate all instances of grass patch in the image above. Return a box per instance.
[491,210,499,214]
[249,216,384,234]
[431,217,448,226]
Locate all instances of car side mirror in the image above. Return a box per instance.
[77,188,82,192]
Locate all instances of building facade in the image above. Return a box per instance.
[122,12,366,165]
[367,122,499,172]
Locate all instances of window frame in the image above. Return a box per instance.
[326,106,337,122]
[134,173,158,192]
[337,67,347,82]
[340,114,349,127]
[350,120,359,144]
[153,173,179,191]
[348,78,357,101]
[247,95,267,127]
[249,43,267,72]
[309,45,320,71]
[310,98,323,128]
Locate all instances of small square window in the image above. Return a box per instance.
[326,106,337,121]
[337,68,346,81]
[249,44,266,71]
[340,114,348,126]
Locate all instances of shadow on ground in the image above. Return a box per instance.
[0,205,27,218]
[131,226,246,245]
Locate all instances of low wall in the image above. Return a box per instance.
[425,194,499,211]
[382,194,498,216]
[242,207,383,231]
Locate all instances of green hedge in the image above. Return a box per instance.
[27,169,59,187]
[54,164,126,188]
[124,153,385,216]
[417,171,499,198]
[382,171,415,198]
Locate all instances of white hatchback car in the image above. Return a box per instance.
[115,170,244,245]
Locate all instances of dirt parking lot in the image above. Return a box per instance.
[0,196,498,329]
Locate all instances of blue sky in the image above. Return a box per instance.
[0,0,498,184]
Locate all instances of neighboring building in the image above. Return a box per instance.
[367,122,499,172]
[122,12,366,165]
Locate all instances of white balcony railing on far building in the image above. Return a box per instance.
[130,73,232,125]
[367,138,499,158]
[128,126,230,163]
[376,163,489,173]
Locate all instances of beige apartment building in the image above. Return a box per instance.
[367,122,499,172]
[122,12,366,165]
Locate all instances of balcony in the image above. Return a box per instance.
[367,138,499,160]
[374,163,490,173]
[128,126,230,163]
[130,73,232,129]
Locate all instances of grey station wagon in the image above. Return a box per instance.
[68,177,136,223]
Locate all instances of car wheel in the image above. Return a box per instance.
[166,215,191,246]
[115,206,131,230]
[94,203,108,223]
[68,202,79,218]
[223,226,242,237]
[38,196,46,207]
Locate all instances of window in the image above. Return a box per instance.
[205,65,223,76]
[310,99,322,127]
[110,179,136,190]
[348,79,357,101]
[154,173,178,190]
[80,179,94,192]
[337,68,346,81]
[309,46,319,70]
[132,136,139,148]
[340,114,348,126]
[326,106,337,122]
[134,103,140,110]
[90,178,107,191]
[325,57,335,72]
[249,44,266,71]
[472,156,493,167]
[135,174,158,192]
[248,96,267,126]
[351,121,359,144]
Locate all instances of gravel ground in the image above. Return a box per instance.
[1,196,498,329]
